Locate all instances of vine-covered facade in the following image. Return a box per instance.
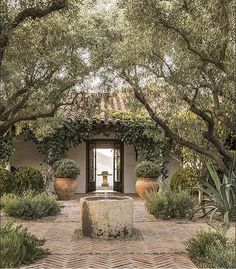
[10,113,181,194]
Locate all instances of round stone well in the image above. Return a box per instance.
[80,196,133,239]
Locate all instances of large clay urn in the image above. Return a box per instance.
[53,159,80,200]
[135,161,161,199]
[54,178,77,200]
[135,178,159,199]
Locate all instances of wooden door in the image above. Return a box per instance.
[87,142,96,192]
[113,142,123,192]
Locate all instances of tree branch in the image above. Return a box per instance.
[159,18,227,73]
[12,95,79,123]
[0,0,67,66]
[122,71,229,175]
[11,0,67,30]
[183,95,234,160]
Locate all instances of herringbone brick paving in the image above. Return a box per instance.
[13,194,234,268]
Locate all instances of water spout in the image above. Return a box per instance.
[104,186,108,200]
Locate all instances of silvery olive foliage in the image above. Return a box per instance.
[81,0,236,175]
[0,0,106,136]
[1,0,235,176]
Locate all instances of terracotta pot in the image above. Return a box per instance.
[135,177,159,199]
[54,178,77,200]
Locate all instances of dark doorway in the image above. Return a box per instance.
[86,140,124,193]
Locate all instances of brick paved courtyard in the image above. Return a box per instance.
[12,194,232,269]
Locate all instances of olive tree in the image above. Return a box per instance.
[0,0,93,136]
[118,0,236,175]
[86,0,236,175]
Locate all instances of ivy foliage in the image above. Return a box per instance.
[22,121,92,165]
[21,112,171,172]
[0,130,14,166]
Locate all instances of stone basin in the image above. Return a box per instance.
[80,196,133,239]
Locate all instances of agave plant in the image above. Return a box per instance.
[198,159,236,231]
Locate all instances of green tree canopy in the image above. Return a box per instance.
[81,0,236,175]
[0,0,104,136]
[1,0,235,175]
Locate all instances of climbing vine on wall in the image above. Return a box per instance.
[21,112,172,175]
[0,130,14,167]
[22,122,92,165]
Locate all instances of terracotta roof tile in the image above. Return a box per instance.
[63,91,134,122]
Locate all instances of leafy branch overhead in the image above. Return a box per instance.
[85,0,235,175]
[0,0,67,66]
[0,0,235,177]
[0,0,95,136]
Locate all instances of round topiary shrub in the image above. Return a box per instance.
[135,161,161,178]
[0,168,15,196]
[53,159,80,178]
[170,167,199,194]
[14,167,44,194]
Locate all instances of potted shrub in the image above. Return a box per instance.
[135,161,161,199]
[53,159,80,200]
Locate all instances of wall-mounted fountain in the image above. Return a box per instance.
[97,170,111,190]
[80,196,133,239]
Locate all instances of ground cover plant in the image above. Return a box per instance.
[1,191,61,220]
[0,223,49,268]
[186,230,236,268]
[145,182,193,219]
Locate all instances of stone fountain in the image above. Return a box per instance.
[80,196,133,238]
[80,171,133,239]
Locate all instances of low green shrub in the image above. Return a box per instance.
[2,191,61,220]
[145,184,193,219]
[14,166,44,194]
[54,159,80,178]
[204,239,236,268]
[135,161,161,178]
[186,230,227,262]
[0,223,49,268]
[170,167,199,194]
[0,168,15,196]
[186,230,235,268]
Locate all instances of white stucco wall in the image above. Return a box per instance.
[67,144,86,193]
[123,144,137,193]
[11,136,181,194]
[11,136,85,193]
[11,135,45,169]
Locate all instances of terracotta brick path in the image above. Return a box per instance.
[17,194,218,268]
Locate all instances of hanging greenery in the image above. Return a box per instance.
[21,122,92,165]
[0,130,14,167]
[20,112,172,175]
